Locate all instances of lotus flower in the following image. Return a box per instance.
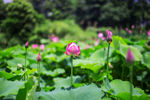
[131,25,135,29]
[94,39,100,46]
[106,30,112,43]
[125,28,128,31]
[50,35,59,42]
[98,32,103,38]
[64,42,80,56]
[147,30,150,36]
[126,48,135,63]
[128,30,132,34]
[32,44,38,49]
[25,41,29,48]
[3,0,13,4]
[40,44,45,51]
[37,53,41,62]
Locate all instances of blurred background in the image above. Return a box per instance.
[0,0,150,47]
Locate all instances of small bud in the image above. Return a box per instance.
[147,30,150,36]
[32,44,38,49]
[126,48,135,63]
[37,53,41,62]
[25,41,29,48]
[106,30,112,43]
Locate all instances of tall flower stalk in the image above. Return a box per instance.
[37,53,41,89]
[106,30,112,79]
[65,42,80,87]
[126,48,135,100]
[24,41,28,80]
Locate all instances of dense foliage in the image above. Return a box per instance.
[0,36,150,99]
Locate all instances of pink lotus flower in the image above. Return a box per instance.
[50,35,59,42]
[125,28,128,31]
[102,37,106,40]
[147,30,150,36]
[25,41,29,48]
[106,30,112,43]
[37,53,41,62]
[98,32,103,38]
[40,44,45,51]
[131,25,135,29]
[32,44,38,49]
[64,42,80,56]
[126,48,134,63]
[128,30,132,34]
[94,39,100,46]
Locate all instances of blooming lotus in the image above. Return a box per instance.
[40,44,45,51]
[65,42,80,56]
[37,53,41,62]
[125,28,128,31]
[50,35,59,42]
[131,25,135,29]
[106,30,112,43]
[126,48,134,63]
[32,44,38,49]
[98,32,103,38]
[147,30,150,36]
[128,30,132,34]
[25,41,29,48]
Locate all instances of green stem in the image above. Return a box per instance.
[106,43,110,79]
[37,62,40,88]
[70,56,73,87]
[129,65,133,100]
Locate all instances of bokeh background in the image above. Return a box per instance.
[0,0,150,47]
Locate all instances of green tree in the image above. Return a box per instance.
[1,0,37,43]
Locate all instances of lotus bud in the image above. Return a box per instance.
[25,41,29,48]
[37,53,41,62]
[64,42,80,57]
[126,48,135,63]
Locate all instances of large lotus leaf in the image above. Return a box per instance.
[42,68,65,77]
[0,78,24,97]
[142,52,150,69]
[53,76,81,88]
[0,70,15,79]
[119,43,142,61]
[16,77,37,100]
[6,57,29,71]
[111,36,127,50]
[102,79,150,100]
[73,59,103,73]
[90,47,113,61]
[37,84,104,100]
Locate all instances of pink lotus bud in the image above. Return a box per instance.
[98,32,103,38]
[147,30,150,36]
[94,39,100,46]
[131,25,135,29]
[37,53,41,62]
[40,44,45,51]
[50,35,59,42]
[32,44,38,49]
[25,41,29,48]
[128,30,132,34]
[125,28,128,31]
[126,48,135,63]
[64,42,80,56]
[106,30,112,43]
